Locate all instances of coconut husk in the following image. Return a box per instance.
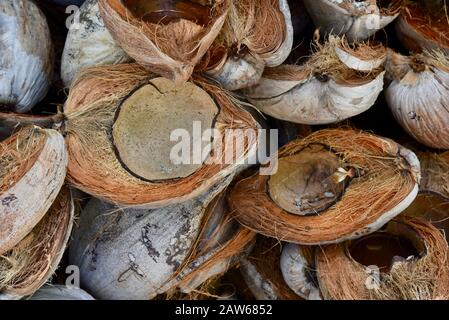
[385,49,449,149]
[0,0,53,113]
[61,0,131,87]
[240,236,302,300]
[228,128,420,245]
[0,187,74,298]
[303,0,401,42]
[0,126,67,255]
[316,216,449,300]
[98,0,230,83]
[204,0,293,90]
[63,63,260,207]
[396,0,449,54]
[242,36,386,125]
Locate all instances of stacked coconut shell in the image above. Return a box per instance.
[1,0,449,301]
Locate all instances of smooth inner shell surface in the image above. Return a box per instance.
[268,144,345,216]
[113,78,219,181]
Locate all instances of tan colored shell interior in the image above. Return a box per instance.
[112,77,219,181]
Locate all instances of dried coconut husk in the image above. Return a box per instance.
[396,0,449,54]
[385,49,449,149]
[240,236,303,300]
[0,187,74,298]
[98,0,230,83]
[303,0,401,42]
[69,177,254,300]
[316,216,449,300]
[0,126,67,256]
[63,63,260,207]
[243,36,386,125]
[228,128,420,245]
[0,0,53,113]
[403,151,449,241]
[204,0,293,90]
[61,0,131,87]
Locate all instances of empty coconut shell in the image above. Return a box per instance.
[0,126,67,256]
[396,0,449,54]
[0,0,53,113]
[63,63,260,207]
[69,177,255,299]
[27,285,95,300]
[204,0,293,90]
[0,187,74,298]
[61,0,131,87]
[98,0,230,83]
[228,128,420,245]
[240,236,303,300]
[303,0,401,42]
[385,50,449,149]
[243,36,386,124]
[316,216,449,300]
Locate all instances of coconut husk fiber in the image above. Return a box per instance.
[98,0,230,83]
[63,63,260,207]
[0,187,74,298]
[315,216,449,300]
[228,128,420,245]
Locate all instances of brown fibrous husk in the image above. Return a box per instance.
[316,216,449,300]
[228,128,419,244]
[0,187,73,297]
[63,63,259,206]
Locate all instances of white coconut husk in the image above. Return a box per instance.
[205,0,293,90]
[243,37,386,125]
[240,236,303,300]
[69,177,254,300]
[27,285,94,300]
[61,0,131,87]
[63,64,261,207]
[395,1,449,54]
[228,128,420,245]
[0,127,67,256]
[0,187,74,298]
[316,216,449,300]
[303,0,401,42]
[0,0,53,113]
[385,49,449,149]
[98,0,230,84]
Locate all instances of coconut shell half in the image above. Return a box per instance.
[0,127,67,255]
[64,64,260,207]
[228,129,420,245]
[27,285,94,301]
[0,187,74,298]
[316,216,449,300]
[99,0,230,83]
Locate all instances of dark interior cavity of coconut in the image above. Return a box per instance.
[267,144,348,216]
[121,0,212,25]
[347,221,426,273]
[403,194,449,242]
[112,78,219,182]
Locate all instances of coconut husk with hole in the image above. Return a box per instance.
[385,49,449,149]
[61,0,131,87]
[243,36,386,125]
[303,0,401,42]
[98,0,230,84]
[396,0,449,54]
[228,128,420,245]
[0,187,74,298]
[69,177,255,300]
[27,285,95,301]
[63,63,260,207]
[0,0,53,113]
[316,216,449,300]
[240,236,303,300]
[0,126,67,256]
[204,0,293,90]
